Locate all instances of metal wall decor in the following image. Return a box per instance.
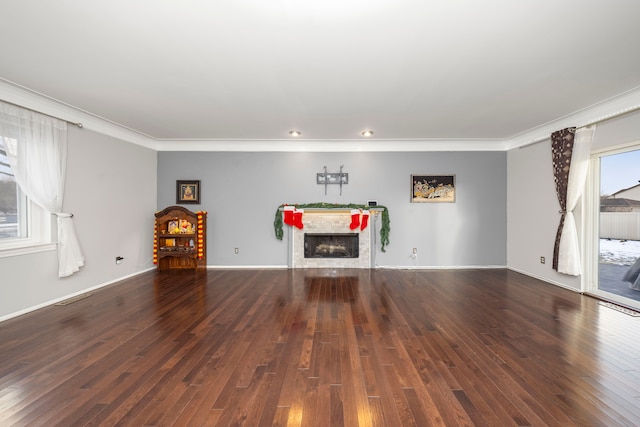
[317,165,349,195]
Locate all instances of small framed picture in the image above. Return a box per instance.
[176,180,200,204]
[411,174,455,203]
[168,220,179,234]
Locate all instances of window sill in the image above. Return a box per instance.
[0,243,57,259]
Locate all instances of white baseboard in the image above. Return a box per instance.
[0,267,155,323]
[208,264,508,270]
[206,265,288,269]
[375,264,507,270]
[506,267,582,293]
[4,265,567,323]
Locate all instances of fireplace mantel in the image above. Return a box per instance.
[275,203,390,255]
[279,207,384,214]
[285,209,377,269]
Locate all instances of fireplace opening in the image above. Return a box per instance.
[304,233,359,258]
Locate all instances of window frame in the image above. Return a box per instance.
[0,150,55,258]
[584,141,640,310]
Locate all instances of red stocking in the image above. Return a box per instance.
[360,210,370,231]
[283,206,295,226]
[293,208,304,229]
[349,209,361,230]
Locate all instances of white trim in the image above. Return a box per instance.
[0,267,155,323]
[155,138,507,152]
[0,264,589,323]
[206,264,508,270]
[5,78,640,153]
[0,79,158,149]
[584,289,640,311]
[584,143,640,306]
[591,139,640,156]
[507,267,582,292]
[377,264,507,270]
[0,242,56,259]
[0,198,53,257]
[505,86,640,150]
[583,156,600,294]
[206,265,288,269]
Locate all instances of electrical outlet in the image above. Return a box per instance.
[234,248,239,254]
[540,256,545,264]
[413,248,417,254]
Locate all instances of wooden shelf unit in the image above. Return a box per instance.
[154,206,206,271]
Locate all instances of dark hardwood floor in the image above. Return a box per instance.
[1,268,639,426]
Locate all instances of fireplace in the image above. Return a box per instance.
[304,233,359,258]
[288,209,374,268]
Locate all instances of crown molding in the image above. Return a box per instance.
[1,80,505,151]
[4,78,640,153]
[153,138,507,152]
[504,85,640,150]
[0,78,158,150]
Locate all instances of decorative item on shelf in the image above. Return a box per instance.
[180,219,193,233]
[196,211,206,260]
[153,224,158,264]
[273,202,390,252]
[316,165,348,195]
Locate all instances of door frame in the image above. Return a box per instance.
[584,141,640,310]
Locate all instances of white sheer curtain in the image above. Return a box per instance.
[0,102,85,277]
[556,125,596,275]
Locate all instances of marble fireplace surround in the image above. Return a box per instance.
[287,209,379,269]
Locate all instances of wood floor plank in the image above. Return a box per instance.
[175,339,251,426]
[339,298,373,427]
[1,268,640,426]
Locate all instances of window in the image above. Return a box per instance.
[0,141,23,239]
[585,144,640,310]
[0,138,52,256]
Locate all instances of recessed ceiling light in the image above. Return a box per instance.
[361,130,374,137]
[289,130,302,137]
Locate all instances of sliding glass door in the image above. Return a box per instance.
[586,146,640,309]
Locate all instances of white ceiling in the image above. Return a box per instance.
[1,0,640,147]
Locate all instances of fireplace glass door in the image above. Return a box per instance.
[304,233,359,258]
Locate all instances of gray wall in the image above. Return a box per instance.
[158,151,507,268]
[506,140,582,289]
[0,127,157,320]
[507,109,640,291]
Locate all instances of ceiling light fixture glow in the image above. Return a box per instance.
[289,130,302,137]
[361,130,374,137]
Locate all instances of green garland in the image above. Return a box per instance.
[274,203,390,252]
